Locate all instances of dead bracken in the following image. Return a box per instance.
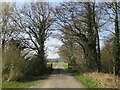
[83,72,120,88]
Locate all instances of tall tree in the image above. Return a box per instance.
[105,2,120,75]
[114,2,120,76]
[92,2,101,72]
[13,2,55,69]
[0,2,15,57]
[55,2,102,71]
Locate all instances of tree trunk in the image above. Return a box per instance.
[93,3,101,72]
[85,3,98,71]
[85,44,98,71]
[38,33,46,70]
[114,2,120,76]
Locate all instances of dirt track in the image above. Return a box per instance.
[30,63,87,88]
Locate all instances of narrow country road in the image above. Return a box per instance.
[30,63,87,88]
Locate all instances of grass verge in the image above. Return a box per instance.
[2,80,40,88]
[62,64,100,88]
[73,72,99,88]
[2,74,50,88]
[2,74,49,88]
[67,69,100,88]
[2,63,53,88]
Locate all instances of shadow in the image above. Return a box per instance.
[16,68,53,82]
[51,68,74,76]
[52,69,66,74]
[21,64,73,82]
[16,74,50,82]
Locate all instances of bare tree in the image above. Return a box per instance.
[0,2,15,56]
[104,2,120,76]
[54,2,103,71]
[113,2,120,76]
[13,2,55,69]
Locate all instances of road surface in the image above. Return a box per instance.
[30,63,87,88]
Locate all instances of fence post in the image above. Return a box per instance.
[51,63,53,69]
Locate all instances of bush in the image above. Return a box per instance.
[101,44,115,74]
[2,45,47,81]
[2,45,24,81]
[25,56,46,77]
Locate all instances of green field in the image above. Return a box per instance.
[48,62,68,69]
[47,62,59,68]
[62,63,68,69]
[53,62,59,67]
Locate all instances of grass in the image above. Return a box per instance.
[62,63,68,69]
[62,63,119,89]
[2,75,46,88]
[69,70,104,89]
[73,73,100,88]
[67,68,118,89]
[2,67,49,88]
[47,62,52,68]
[52,62,59,67]
[2,80,40,88]
[47,62,68,69]
[47,62,59,68]
[2,63,53,88]
[62,63,100,89]
[2,74,49,88]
